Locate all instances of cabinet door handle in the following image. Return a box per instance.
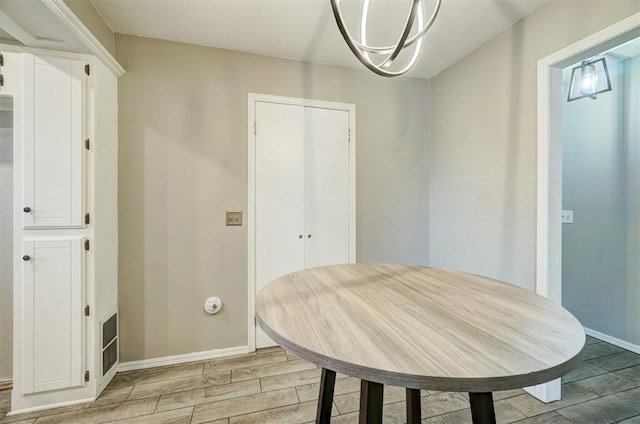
[307,234,312,238]
[23,255,31,261]
[23,207,31,213]
[298,235,303,239]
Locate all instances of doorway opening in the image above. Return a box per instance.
[0,95,14,390]
[536,12,640,403]
[561,37,640,354]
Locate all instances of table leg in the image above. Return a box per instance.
[469,392,496,424]
[359,380,384,424]
[316,368,336,424]
[406,388,421,423]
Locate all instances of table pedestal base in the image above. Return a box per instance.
[469,392,497,424]
[359,380,384,424]
[406,388,421,423]
[316,368,336,424]
[314,368,497,424]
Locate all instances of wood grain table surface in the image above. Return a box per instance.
[256,263,585,393]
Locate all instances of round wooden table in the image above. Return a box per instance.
[256,264,585,424]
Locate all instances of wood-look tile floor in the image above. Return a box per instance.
[1,336,639,423]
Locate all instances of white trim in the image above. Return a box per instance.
[247,95,256,353]
[247,93,357,352]
[97,362,118,394]
[585,328,640,355]
[248,93,356,111]
[0,378,12,386]
[7,396,96,416]
[0,43,96,62]
[535,11,640,404]
[39,0,125,77]
[117,345,250,372]
[524,378,561,404]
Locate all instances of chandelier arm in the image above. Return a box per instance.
[330,0,399,76]
[387,13,424,72]
[379,0,424,69]
[353,0,441,54]
[373,0,420,69]
[360,0,372,62]
[330,0,434,77]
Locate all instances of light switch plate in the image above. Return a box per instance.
[561,210,574,224]
[226,210,243,226]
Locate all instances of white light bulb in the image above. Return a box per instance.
[580,63,597,96]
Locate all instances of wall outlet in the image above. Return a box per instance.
[561,210,574,224]
[226,210,243,226]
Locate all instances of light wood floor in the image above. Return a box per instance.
[1,336,639,423]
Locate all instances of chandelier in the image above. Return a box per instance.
[330,0,442,77]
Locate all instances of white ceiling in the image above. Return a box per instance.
[91,0,549,79]
[0,0,89,52]
[608,36,640,60]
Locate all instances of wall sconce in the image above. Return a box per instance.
[567,57,612,102]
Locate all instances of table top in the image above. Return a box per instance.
[256,263,585,392]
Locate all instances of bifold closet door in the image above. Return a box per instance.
[254,101,351,348]
[304,107,350,268]
[255,102,305,347]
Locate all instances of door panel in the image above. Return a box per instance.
[23,55,85,228]
[255,101,305,348]
[304,107,350,268]
[22,237,85,394]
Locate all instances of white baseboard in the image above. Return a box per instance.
[0,378,12,386]
[585,327,640,354]
[7,396,96,416]
[118,345,250,372]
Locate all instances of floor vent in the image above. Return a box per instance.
[102,313,118,375]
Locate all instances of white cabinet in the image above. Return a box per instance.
[22,55,85,228]
[251,96,355,348]
[4,48,119,414]
[21,237,86,394]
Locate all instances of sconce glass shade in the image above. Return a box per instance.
[567,57,612,102]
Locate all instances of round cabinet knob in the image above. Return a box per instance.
[23,207,31,213]
[307,234,312,238]
[22,255,31,261]
[298,235,303,239]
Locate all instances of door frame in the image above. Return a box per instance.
[247,93,356,351]
[535,12,640,403]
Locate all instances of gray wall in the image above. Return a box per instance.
[626,51,640,346]
[64,0,115,56]
[116,34,430,362]
[563,54,640,346]
[0,101,13,380]
[429,0,640,289]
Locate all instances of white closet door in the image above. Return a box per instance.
[304,107,350,268]
[255,102,305,348]
[22,237,85,394]
[23,55,85,228]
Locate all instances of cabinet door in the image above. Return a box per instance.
[254,101,305,348]
[304,107,350,268]
[23,55,85,228]
[21,237,85,394]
